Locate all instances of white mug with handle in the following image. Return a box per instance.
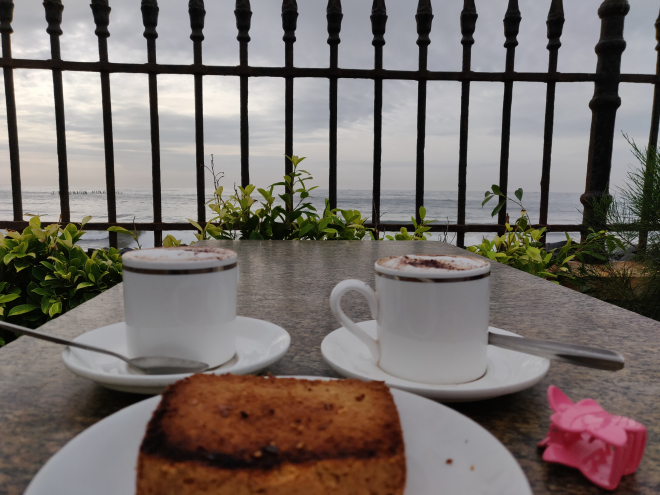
[330,254,491,385]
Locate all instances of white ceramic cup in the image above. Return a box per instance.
[122,246,238,366]
[330,254,491,385]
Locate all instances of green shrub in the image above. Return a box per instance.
[0,216,123,344]
[385,206,436,240]
[571,137,660,320]
[468,186,622,283]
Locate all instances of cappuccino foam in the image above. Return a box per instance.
[122,246,237,271]
[376,255,488,273]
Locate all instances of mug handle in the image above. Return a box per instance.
[329,280,380,363]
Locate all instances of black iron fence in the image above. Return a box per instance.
[0,0,658,247]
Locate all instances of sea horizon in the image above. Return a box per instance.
[1,186,585,250]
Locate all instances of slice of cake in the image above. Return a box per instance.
[136,374,406,495]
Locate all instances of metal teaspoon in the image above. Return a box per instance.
[0,320,210,375]
[488,331,625,371]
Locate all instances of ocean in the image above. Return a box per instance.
[0,187,584,250]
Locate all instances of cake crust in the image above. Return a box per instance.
[136,374,406,495]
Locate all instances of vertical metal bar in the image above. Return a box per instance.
[189,0,206,225]
[414,0,433,226]
[141,0,162,247]
[457,0,478,248]
[282,0,298,213]
[497,0,521,229]
[90,0,117,248]
[327,0,343,210]
[235,0,252,188]
[539,0,565,245]
[0,0,21,222]
[371,0,387,238]
[580,0,630,236]
[639,9,660,252]
[43,0,70,223]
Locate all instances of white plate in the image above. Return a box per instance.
[322,321,550,402]
[62,317,290,394]
[25,377,532,495]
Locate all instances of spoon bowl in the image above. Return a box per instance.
[0,320,210,375]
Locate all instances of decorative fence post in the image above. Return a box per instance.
[235,0,252,188]
[90,0,117,248]
[497,0,521,229]
[43,0,70,223]
[189,0,206,225]
[141,0,162,246]
[371,0,387,237]
[456,0,477,248]
[0,0,21,222]
[415,0,433,225]
[639,8,660,252]
[581,0,630,236]
[327,0,342,210]
[282,0,298,208]
[539,0,564,244]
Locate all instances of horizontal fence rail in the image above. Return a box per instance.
[1,0,658,247]
[0,220,585,234]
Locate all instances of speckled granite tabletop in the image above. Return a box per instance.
[0,241,658,494]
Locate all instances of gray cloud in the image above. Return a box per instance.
[0,0,658,198]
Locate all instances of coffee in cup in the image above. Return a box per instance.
[329,254,490,385]
[122,246,238,367]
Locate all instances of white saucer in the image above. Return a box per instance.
[62,317,290,394]
[321,321,549,402]
[25,377,531,495]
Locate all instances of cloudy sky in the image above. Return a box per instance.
[0,0,658,196]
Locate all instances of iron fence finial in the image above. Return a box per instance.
[0,0,14,35]
[416,0,433,47]
[235,0,252,43]
[327,0,343,46]
[43,0,64,36]
[460,0,478,46]
[141,0,159,40]
[546,0,564,51]
[327,0,342,14]
[503,0,521,49]
[282,0,298,43]
[90,0,111,39]
[189,0,205,42]
[371,0,387,47]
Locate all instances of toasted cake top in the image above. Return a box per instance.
[140,374,404,470]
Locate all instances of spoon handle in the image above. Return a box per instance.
[488,332,625,371]
[0,320,131,364]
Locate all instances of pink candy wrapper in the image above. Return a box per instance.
[538,385,646,491]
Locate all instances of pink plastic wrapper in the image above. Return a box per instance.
[538,385,646,491]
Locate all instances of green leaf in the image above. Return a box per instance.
[76,282,95,291]
[248,231,265,240]
[48,301,62,318]
[514,188,523,201]
[7,304,39,317]
[299,224,315,237]
[491,185,502,196]
[187,219,203,232]
[0,293,20,304]
[31,287,53,297]
[490,201,506,217]
[107,226,134,236]
[29,216,41,228]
